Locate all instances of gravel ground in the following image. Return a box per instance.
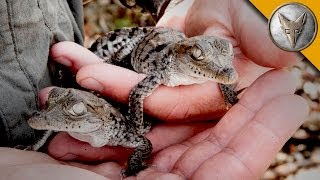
[83,1,320,179]
[262,61,320,180]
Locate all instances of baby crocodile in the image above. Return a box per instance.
[28,27,239,177]
[28,87,152,177]
[89,26,238,136]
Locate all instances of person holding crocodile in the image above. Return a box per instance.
[0,0,308,179]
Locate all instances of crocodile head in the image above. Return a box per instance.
[28,88,108,133]
[167,36,237,86]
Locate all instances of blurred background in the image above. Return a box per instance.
[83,0,320,179]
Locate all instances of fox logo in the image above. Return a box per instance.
[278,12,307,47]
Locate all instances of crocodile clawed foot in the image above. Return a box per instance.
[220,84,248,109]
[120,163,148,178]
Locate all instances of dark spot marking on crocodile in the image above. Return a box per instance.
[109,34,117,41]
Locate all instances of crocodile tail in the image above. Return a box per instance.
[89,27,153,64]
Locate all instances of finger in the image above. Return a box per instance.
[48,122,213,162]
[153,69,297,174]
[76,64,227,121]
[0,147,59,165]
[156,0,195,31]
[232,54,270,90]
[192,95,308,179]
[64,161,123,180]
[38,87,55,107]
[50,41,103,72]
[48,132,133,162]
[0,164,106,180]
[136,168,183,180]
[76,64,146,99]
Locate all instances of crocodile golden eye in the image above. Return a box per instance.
[69,102,87,116]
[191,47,205,60]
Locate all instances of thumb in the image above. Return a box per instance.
[156,0,194,31]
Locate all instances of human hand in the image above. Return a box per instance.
[43,1,307,178]
[44,67,308,179]
[43,42,308,179]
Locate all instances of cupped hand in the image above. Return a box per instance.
[44,43,308,179]
[44,66,308,179]
[42,0,308,179]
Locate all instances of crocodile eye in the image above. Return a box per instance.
[69,102,87,116]
[191,46,205,60]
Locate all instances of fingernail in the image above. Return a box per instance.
[55,57,72,67]
[79,78,104,92]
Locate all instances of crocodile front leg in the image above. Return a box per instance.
[128,74,162,135]
[121,137,153,177]
[15,130,53,151]
[219,84,239,109]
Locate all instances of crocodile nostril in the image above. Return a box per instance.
[223,68,231,73]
